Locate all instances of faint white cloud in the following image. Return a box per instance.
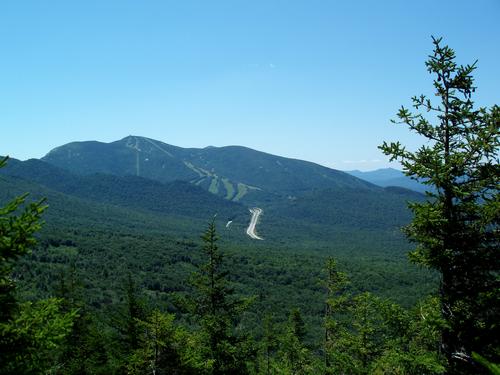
[342,159,367,164]
[248,63,276,69]
[329,158,400,172]
[341,159,381,164]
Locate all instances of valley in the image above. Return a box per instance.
[0,137,438,371]
[0,137,436,316]
[2,7,497,372]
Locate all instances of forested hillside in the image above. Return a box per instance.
[0,159,435,310]
[0,158,248,222]
[1,38,498,375]
[42,135,376,205]
[1,169,440,374]
[0,156,439,373]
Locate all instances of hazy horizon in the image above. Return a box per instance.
[4,133,406,172]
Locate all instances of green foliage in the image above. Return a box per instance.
[258,313,278,375]
[323,258,350,370]
[0,135,452,374]
[7,37,497,373]
[267,185,420,231]
[0,157,247,222]
[0,156,76,374]
[188,220,256,374]
[0,298,77,374]
[380,37,499,373]
[41,135,376,205]
[0,158,46,323]
[472,352,500,375]
[323,257,445,375]
[126,309,197,374]
[0,155,442,374]
[121,274,147,353]
[1,156,436,317]
[371,296,446,375]
[273,309,316,375]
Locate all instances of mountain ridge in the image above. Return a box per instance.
[345,168,429,193]
[0,157,247,223]
[42,135,380,205]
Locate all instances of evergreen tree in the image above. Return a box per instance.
[0,156,76,374]
[323,257,349,371]
[321,258,445,374]
[0,156,46,325]
[57,264,118,374]
[372,296,446,375]
[261,313,278,375]
[189,219,254,374]
[275,308,315,375]
[380,37,499,374]
[348,293,387,373]
[123,273,146,352]
[1,298,77,374]
[126,309,195,375]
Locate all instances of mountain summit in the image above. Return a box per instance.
[42,136,376,204]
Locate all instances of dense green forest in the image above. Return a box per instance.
[0,39,498,374]
[0,184,444,374]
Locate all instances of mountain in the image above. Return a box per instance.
[36,136,428,238]
[0,144,435,330]
[345,168,430,193]
[0,173,195,243]
[42,135,376,204]
[2,137,430,250]
[0,162,435,336]
[346,168,403,182]
[0,158,247,223]
[2,155,423,242]
[267,185,421,231]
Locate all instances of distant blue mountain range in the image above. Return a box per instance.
[345,168,431,193]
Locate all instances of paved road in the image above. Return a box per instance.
[246,208,263,240]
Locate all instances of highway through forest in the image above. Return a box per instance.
[246,208,263,240]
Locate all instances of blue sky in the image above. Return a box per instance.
[1,0,498,171]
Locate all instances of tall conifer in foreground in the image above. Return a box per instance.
[380,37,499,374]
[190,219,254,374]
[0,156,76,374]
